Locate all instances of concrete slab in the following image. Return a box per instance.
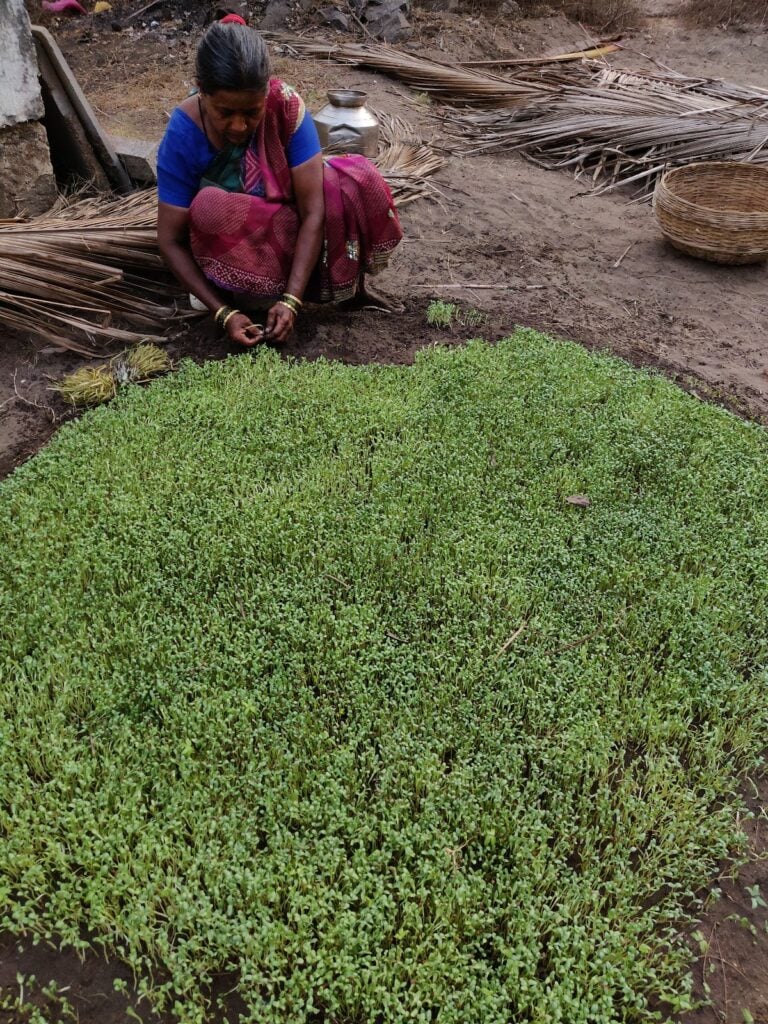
[36,42,111,191]
[110,135,159,185]
[31,25,133,193]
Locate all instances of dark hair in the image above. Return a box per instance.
[196,23,270,95]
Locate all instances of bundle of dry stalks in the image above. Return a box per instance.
[444,64,768,196]
[0,190,182,354]
[273,37,556,108]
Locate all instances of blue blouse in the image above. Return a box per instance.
[157,103,322,208]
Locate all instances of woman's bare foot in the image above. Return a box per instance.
[338,286,404,313]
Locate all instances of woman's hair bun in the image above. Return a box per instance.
[196,19,270,94]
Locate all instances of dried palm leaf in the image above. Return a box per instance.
[460,41,622,67]
[272,36,556,108]
[378,142,446,205]
[374,110,446,206]
[446,63,768,196]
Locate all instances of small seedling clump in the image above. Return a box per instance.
[53,365,117,406]
[426,300,489,330]
[2,333,768,1022]
[54,343,171,406]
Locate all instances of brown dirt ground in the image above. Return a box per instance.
[3,1,768,1021]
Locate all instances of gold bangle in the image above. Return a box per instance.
[214,304,232,327]
[282,292,303,308]
[221,308,241,330]
[276,299,298,317]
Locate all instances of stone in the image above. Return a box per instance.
[319,5,350,31]
[0,0,45,128]
[499,0,522,14]
[259,0,313,29]
[109,135,160,185]
[364,0,410,41]
[259,1,289,29]
[0,121,57,218]
[0,0,56,217]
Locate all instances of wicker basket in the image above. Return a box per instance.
[653,161,768,265]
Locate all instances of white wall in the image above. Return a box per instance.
[0,0,44,128]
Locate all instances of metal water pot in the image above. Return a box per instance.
[313,90,380,159]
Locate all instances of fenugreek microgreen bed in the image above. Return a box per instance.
[2,333,767,1023]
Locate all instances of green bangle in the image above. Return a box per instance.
[221,308,241,330]
[214,304,233,327]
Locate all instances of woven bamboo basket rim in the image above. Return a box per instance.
[657,161,768,219]
[654,234,766,256]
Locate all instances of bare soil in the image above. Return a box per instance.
[3,1,768,1021]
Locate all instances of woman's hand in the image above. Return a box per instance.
[264,301,296,343]
[226,312,264,347]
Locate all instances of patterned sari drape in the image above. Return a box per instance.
[189,79,403,303]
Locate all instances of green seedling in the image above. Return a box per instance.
[426,299,459,328]
[426,300,489,330]
[745,884,767,910]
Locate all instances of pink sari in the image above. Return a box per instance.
[188,79,403,303]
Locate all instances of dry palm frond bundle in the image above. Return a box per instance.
[594,66,768,105]
[0,189,184,355]
[375,111,446,206]
[445,64,768,196]
[273,36,556,108]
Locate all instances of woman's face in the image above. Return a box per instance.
[200,88,267,145]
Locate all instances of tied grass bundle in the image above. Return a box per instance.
[119,343,172,381]
[54,343,171,406]
[53,366,117,406]
[3,336,768,1022]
